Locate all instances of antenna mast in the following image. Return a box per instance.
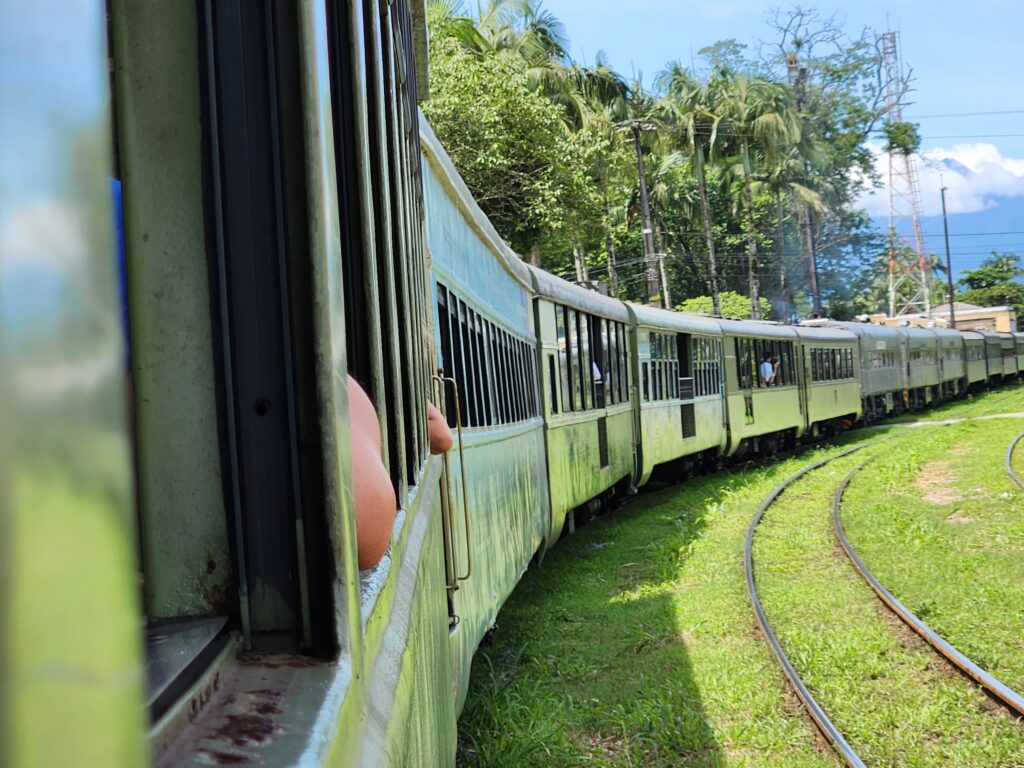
[880,30,931,318]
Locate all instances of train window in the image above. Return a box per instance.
[618,323,627,401]
[642,362,650,401]
[437,286,457,425]
[488,324,503,423]
[578,313,592,410]
[513,333,525,421]
[515,340,524,420]
[556,306,572,413]
[476,314,492,424]
[567,309,581,411]
[481,319,497,425]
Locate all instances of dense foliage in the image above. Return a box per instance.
[958,252,1024,319]
[423,1,1017,321]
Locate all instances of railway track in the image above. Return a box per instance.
[1006,429,1024,490]
[745,437,1024,767]
[744,442,877,768]
[834,460,1024,718]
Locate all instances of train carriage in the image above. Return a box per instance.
[794,326,863,435]
[717,320,804,456]
[998,332,1019,378]
[980,331,1004,382]
[1015,332,1024,375]
[528,266,635,539]
[903,327,941,408]
[935,327,966,399]
[420,121,549,713]
[962,331,989,390]
[804,321,904,422]
[627,305,727,484]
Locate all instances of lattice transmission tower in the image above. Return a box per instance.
[880,30,931,318]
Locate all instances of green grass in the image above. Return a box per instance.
[754,447,1024,766]
[457,445,879,767]
[888,380,1024,423]
[457,385,1024,767]
[841,416,1024,697]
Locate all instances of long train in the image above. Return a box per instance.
[4,2,1022,766]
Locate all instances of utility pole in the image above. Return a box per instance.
[631,121,661,307]
[940,184,956,328]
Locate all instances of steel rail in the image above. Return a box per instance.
[1006,430,1024,491]
[744,442,879,768]
[834,461,1024,718]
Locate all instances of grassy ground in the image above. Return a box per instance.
[456,385,1024,767]
[888,379,1024,423]
[754,446,1024,766]
[841,416,1024,697]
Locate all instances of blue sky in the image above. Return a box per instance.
[543,0,1024,277]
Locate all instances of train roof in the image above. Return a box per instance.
[960,330,985,341]
[977,330,1003,342]
[932,327,964,346]
[626,303,723,336]
[524,264,631,322]
[715,318,798,339]
[900,326,939,345]
[791,325,858,342]
[800,319,903,341]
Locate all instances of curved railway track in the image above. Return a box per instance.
[1006,429,1024,490]
[833,460,1024,718]
[743,443,877,768]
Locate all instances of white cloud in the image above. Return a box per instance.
[859,141,1024,218]
[0,198,88,272]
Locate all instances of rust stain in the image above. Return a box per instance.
[198,748,249,765]
[240,651,322,669]
[215,713,282,747]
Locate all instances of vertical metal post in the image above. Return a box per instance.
[941,185,956,329]
[632,121,660,307]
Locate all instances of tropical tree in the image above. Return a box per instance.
[658,64,725,315]
[716,74,801,319]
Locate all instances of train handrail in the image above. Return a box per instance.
[432,373,460,596]
[435,371,472,582]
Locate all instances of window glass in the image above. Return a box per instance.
[568,309,582,411]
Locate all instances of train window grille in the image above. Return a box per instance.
[556,306,573,412]
[513,335,525,420]
[681,403,697,439]
[480,318,497,424]
[597,416,609,468]
[606,319,614,405]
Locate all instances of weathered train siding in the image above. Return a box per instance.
[421,120,551,718]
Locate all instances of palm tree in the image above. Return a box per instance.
[716,74,801,320]
[756,147,823,319]
[658,63,724,316]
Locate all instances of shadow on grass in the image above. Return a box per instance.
[456,468,772,768]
